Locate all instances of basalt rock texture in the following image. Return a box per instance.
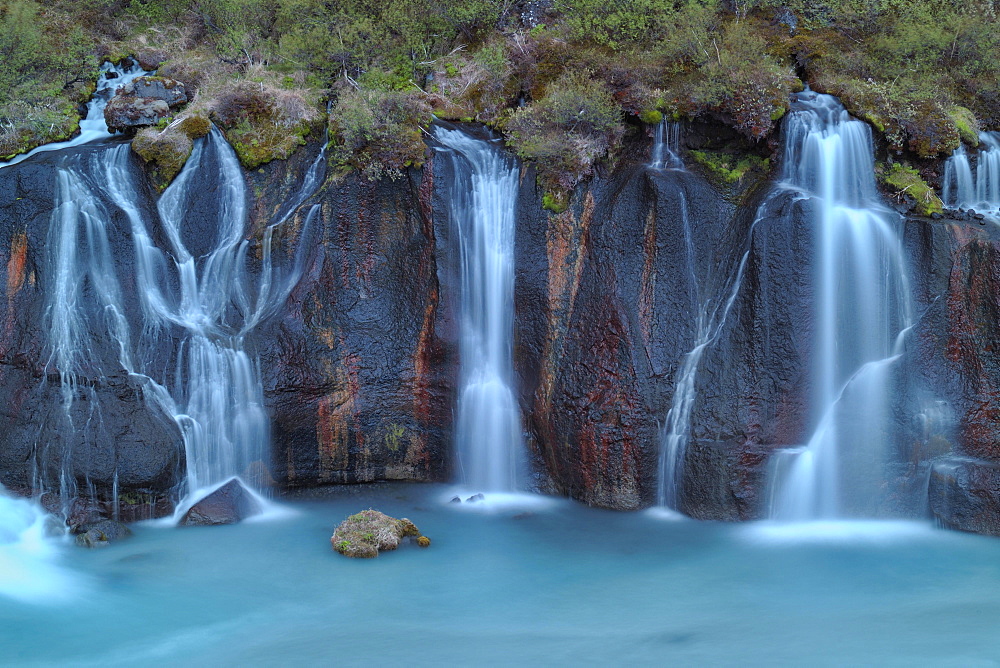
[179,478,261,526]
[257,146,453,488]
[0,145,183,502]
[928,457,1000,535]
[513,133,756,511]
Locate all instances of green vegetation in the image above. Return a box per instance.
[0,0,94,156]
[505,70,622,201]
[882,162,943,216]
[690,149,771,186]
[330,509,422,559]
[4,0,1000,202]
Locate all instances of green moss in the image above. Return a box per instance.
[948,106,980,147]
[689,149,770,186]
[132,125,194,190]
[542,191,569,213]
[639,109,663,125]
[331,509,422,558]
[883,163,943,216]
[384,423,405,452]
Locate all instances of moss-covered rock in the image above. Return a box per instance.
[882,162,943,216]
[131,112,210,189]
[212,82,319,169]
[330,509,422,558]
[689,149,770,187]
[949,106,980,148]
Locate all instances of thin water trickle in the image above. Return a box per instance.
[650,120,684,170]
[769,89,912,520]
[943,132,1000,217]
[657,192,756,510]
[434,126,523,493]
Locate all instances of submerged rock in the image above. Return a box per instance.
[75,519,132,548]
[179,479,261,527]
[331,509,421,558]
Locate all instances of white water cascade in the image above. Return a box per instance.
[46,129,324,510]
[434,126,523,493]
[942,132,1000,217]
[650,120,684,170]
[0,61,148,169]
[769,90,912,520]
[0,61,152,603]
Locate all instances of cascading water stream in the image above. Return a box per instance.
[0,60,151,603]
[768,90,912,520]
[650,120,684,170]
[656,198,762,511]
[942,132,1000,217]
[0,61,148,169]
[45,128,324,515]
[434,126,523,494]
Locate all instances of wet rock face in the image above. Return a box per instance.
[104,77,187,133]
[513,139,749,511]
[929,458,1000,535]
[257,148,453,488]
[179,479,261,526]
[0,148,184,501]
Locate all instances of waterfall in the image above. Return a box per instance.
[0,61,148,169]
[942,132,1000,216]
[656,196,761,511]
[0,60,156,602]
[769,90,912,520]
[45,129,324,509]
[650,120,683,170]
[434,126,523,493]
[0,491,77,603]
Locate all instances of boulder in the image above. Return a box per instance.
[104,77,187,133]
[105,96,171,132]
[116,76,187,107]
[178,479,261,526]
[75,519,132,548]
[330,509,421,558]
[928,458,1000,535]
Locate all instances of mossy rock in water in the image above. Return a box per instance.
[331,509,422,558]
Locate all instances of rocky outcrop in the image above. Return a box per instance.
[0,147,184,507]
[929,457,1000,535]
[179,478,261,526]
[256,145,453,488]
[330,509,421,558]
[104,77,187,133]
[74,519,132,548]
[512,132,762,511]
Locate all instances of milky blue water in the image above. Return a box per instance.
[2,484,1000,666]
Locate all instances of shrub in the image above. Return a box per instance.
[329,86,431,180]
[505,70,623,199]
[211,81,320,168]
